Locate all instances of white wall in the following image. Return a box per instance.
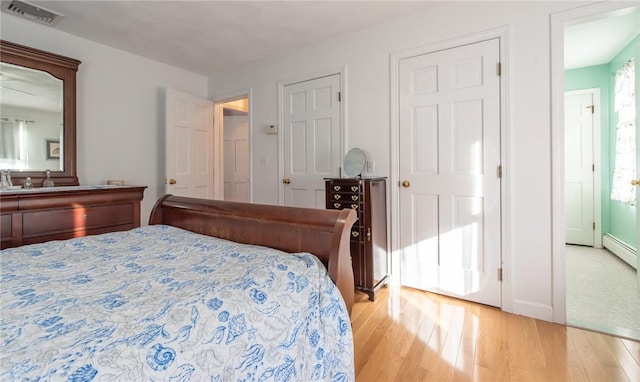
[207,1,592,321]
[1,15,208,221]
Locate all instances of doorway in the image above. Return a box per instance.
[216,95,251,202]
[221,98,250,202]
[551,2,639,336]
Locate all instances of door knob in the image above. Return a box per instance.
[283,178,291,184]
[401,180,411,188]
[167,178,177,185]
[631,179,640,186]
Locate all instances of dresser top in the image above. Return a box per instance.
[324,176,387,181]
[0,185,146,197]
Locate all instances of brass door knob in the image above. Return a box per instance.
[401,180,411,188]
[167,178,177,185]
[632,179,640,186]
[283,178,291,184]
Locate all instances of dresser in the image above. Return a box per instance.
[0,186,146,249]
[325,177,388,301]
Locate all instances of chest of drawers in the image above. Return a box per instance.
[1,186,146,249]
[325,177,388,301]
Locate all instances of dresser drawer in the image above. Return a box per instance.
[1,214,12,249]
[350,226,364,241]
[328,182,361,193]
[328,201,362,211]
[328,192,361,202]
[22,203,134,237]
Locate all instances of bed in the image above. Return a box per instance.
[0,195,357,381]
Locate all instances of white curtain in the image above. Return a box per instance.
[610,58,636,205]
[0,119,22,160]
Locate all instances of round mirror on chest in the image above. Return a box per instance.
[343,148,366,178]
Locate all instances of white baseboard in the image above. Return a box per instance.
[603,234,637,270]
[512,300,554,322]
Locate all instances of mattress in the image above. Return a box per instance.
[0,225,354,381]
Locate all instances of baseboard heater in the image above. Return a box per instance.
[603,233,637,270]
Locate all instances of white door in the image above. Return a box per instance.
[223,114,250,202]
[398,39,502,307]
[565,90,596,246]
[283,74,341,208]
[165,88,215,198]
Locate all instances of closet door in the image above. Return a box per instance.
[283,74,341,208]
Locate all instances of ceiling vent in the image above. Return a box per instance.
[2,0,64,26]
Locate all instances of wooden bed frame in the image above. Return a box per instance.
[149,195,357,315]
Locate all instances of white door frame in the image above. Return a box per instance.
[277,65,347,205]
[213,89,253,202]
[564,88,602,248]
[551,1,639,324]
[390,26,511,310]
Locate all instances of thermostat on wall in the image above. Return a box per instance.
[264,124,278,134]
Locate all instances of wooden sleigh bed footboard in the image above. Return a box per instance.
[149,194,357,315]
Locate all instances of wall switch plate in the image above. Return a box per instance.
[367,160,375,173]
[263,124,278,134]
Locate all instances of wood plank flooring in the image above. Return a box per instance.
[352,287,640,381]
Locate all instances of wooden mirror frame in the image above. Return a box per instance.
[0,40,80,186]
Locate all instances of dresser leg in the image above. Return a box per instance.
[358,274,389,302]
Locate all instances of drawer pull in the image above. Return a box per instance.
[351,204,358,210]
[333,194,341,200]
[334,203,341,208]
[352,231,360,238]
[351,186,358,192]
[351,195,359,201]
[333,185,341,191]
[367,227,371,241]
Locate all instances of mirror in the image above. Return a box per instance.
[0,40,80,186]
[343,148,366,178]
[1,62,64,172]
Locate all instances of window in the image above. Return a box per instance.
[611,58,636,205]
[0,118,26,169]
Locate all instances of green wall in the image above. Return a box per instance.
[565,34,639,248]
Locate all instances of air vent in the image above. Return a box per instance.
[2,0,64,26]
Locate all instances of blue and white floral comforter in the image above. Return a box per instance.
[0,225,354,381]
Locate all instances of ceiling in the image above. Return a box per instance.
[1,0,638,112]
[0,61,62,112]
[564,6,639,70]
[2,1,638,75]
[5,0,442,77]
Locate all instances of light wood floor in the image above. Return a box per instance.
[352,287,640,381]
